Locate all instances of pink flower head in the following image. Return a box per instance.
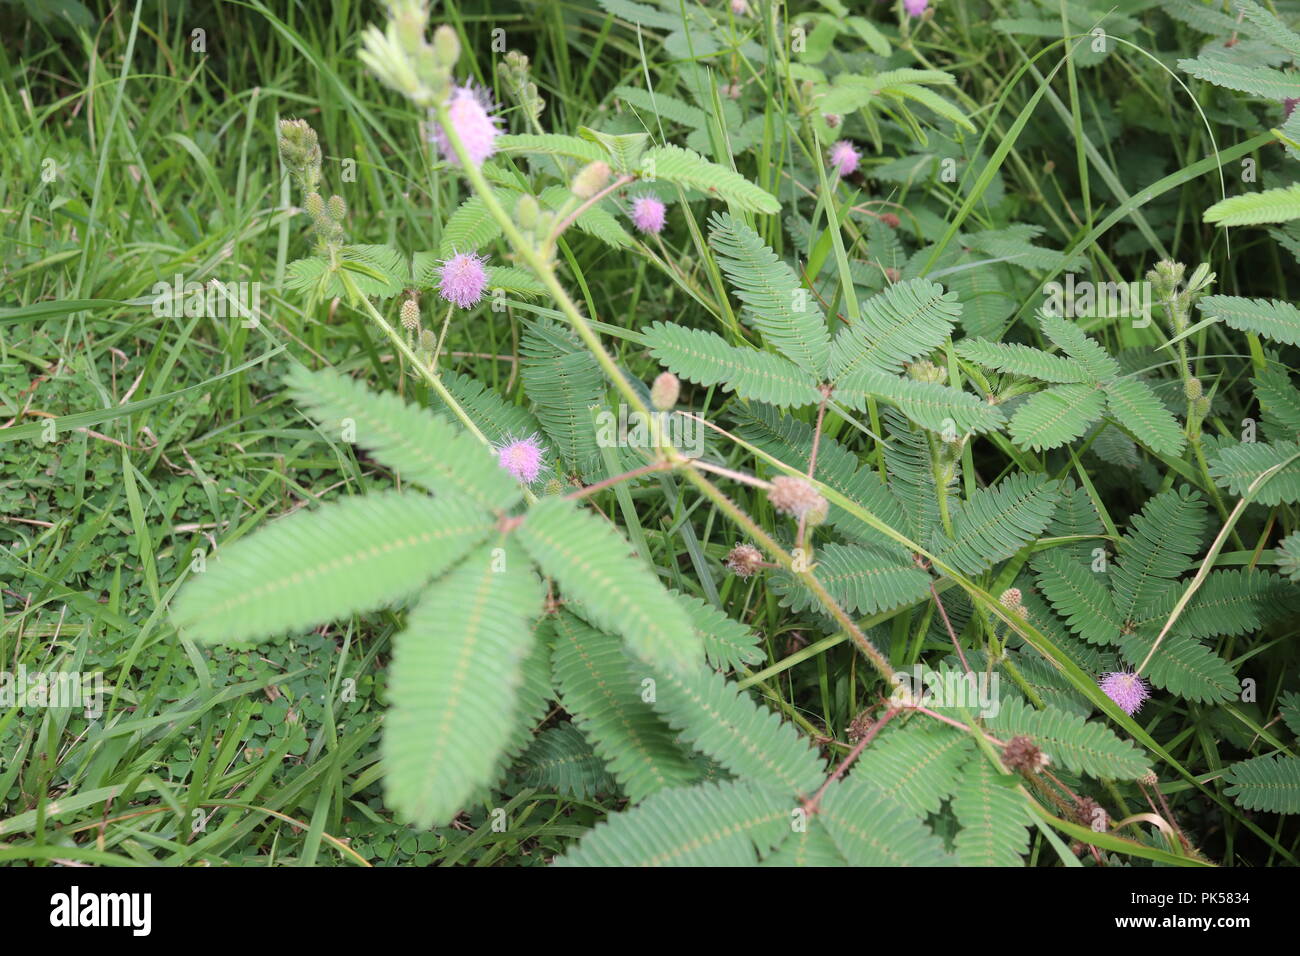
[437,251,489,309]
[1100,671,1150,716]
[904,0,929,16]
[730,0,749,15]
[495,433,546,485]
[829,140,860,178]
[431,85,501,168]
[630,195,667,235]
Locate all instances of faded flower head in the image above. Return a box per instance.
[1002,735,1050,773]
[1286,98,1299,119]
[431,84,502,168]
[730,0,749,15]
[724,543,764,578]
[630,195,666,235]
[437,251,489,308]
[829,139,860,177]
[904,0,929,16]
[495,433,546,485]
[767,476,827,521]
[1100,671,1150,716]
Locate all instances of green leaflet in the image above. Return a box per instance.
[285,365,522,512]
[550,612,698,800]
[170,491,494,643]
[382,539,544,828]
[516,496,702,672]
[770,542,932,617]
[759,818,848,867]
[955,338,1091,383]
[554,779,793,866]
[673,590,765,669]
[521,318,608,479]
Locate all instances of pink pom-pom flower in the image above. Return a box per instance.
[629,195,666,235]
[430,85,502,168]
[904,0,929,16]
[1099,671,1150,716]
[437,251,489,309]
[829,140,860,178]
[494,433,546,485]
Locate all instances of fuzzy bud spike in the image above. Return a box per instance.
[650,372,680,411]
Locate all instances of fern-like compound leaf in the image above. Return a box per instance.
[1224,754,1300,813]
[1207,439,1300,504]
[1117,629,1237,705]
[1102,377,1186,457]
[641,144,780,214]
[284,366,522,512]
[951,756,1033,867]
[514,723,618,799]
[935,474,1060,576]
[517,496,702,672]
[674,590,765,669]
[1202,183,1300,227]
[1033,548,1121,645]
[521,319,607,478]
[1038,311,1120,381]
[551,612,699,800]
[1010,383,1105,451]
[1200,295,1300,347]
[835,365,1005,435]
[819,777,952,866]
[850,724,973,816]
[759,818,849,867]
[1109,486,1208,623]
[771,542,932,617]
[382,540,544,828]
[642,322,823,407]
[554,779,793,866]
[652,664,828,796]
[827,278,961,379]
[955,338,1091,383]
[170,491,494,643]
[709,212,830,377]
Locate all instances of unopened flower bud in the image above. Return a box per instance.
[650,372,680,411]
[571,161,611,200]
[880,212,901,228]
[304,192,326,221]
[327,194,347,221]
[1184,377,1202,401]
[516,194,541,230]
[907,359,946,385]
[400,297,420,331]
[432,25,461,67]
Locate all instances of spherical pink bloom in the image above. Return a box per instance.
[431,85,501,168]
[1100,671,1150,716]
[495,433,546,485]
[904,0,929,16]
[630,195,666,234]
[437,251,489,309]
[829,140,860,178]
